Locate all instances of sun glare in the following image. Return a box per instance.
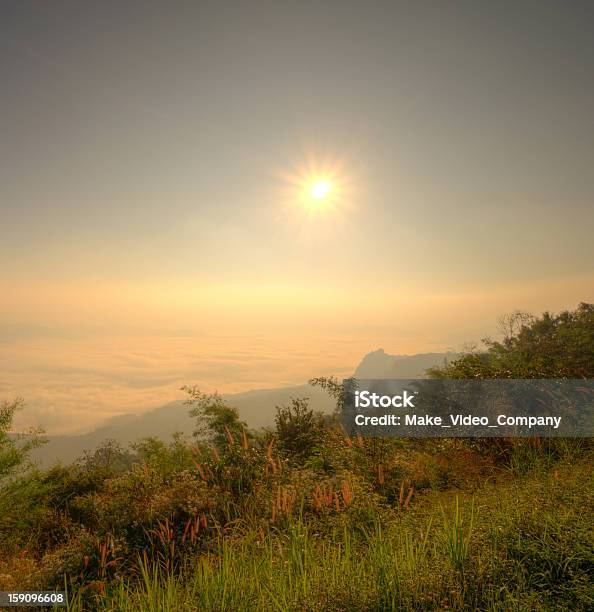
[277,150,357,221]
[310,180,332,200]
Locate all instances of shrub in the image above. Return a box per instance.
[275,398,326,460]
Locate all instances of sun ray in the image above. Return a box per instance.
[276,150,355,219]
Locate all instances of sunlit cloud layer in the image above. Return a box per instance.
[2,274,589,434]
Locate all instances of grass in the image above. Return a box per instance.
[442,497,473,575]
[62,456,593,612]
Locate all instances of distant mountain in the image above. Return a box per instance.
[31,384,336,467]
[354,348,459,379]
[31,350,458,467]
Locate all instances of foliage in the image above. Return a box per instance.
[309,376,358,414]
[77,439,136,476]
[55,459,593,612]
[0,398,45,483]
[274,398,326,460]
[130,434,195,475]
[429,302,593,379]
[0,304,591,609]
[428,303,594,462]
[182,386,248,448]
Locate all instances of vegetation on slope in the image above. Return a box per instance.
[0,304,592,611]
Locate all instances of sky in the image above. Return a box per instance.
[1,1,593,434]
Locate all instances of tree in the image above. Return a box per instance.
[429,303,593,380]
[131,433,194,473]
[78,439,135,475]
[0,398,45,482]
[182,386,248,448]
[274,397,325,459]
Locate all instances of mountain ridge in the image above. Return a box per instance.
[31,349,458,466]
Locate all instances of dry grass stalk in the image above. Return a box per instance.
[378,464,385,485]
[313,484,335,511]
[404,487,414,509]
[193,461,207,481]
[96,535,122,579]
[181,514,201,545]
[340,424,353,447]
[334,493,341,511]
[341,480,354,506]
[241,428,249,450]
[266,438,275,461]
[271,485,296,522]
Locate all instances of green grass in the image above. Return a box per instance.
[63,458,593,612]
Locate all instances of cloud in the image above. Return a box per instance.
[0,333,360,435]
[2,273,590,435]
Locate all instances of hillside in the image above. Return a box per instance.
[32,350,454,467]
[1,305,592,611]
[31,384,334,467]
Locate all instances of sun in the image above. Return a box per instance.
[276,150,357,219]
[310,180,332,200]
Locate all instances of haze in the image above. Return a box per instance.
[1,1,593,433]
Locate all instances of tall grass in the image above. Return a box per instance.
[63,457,593,611]
[442,497,474,574]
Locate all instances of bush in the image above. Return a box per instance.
[275,398,326,460]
